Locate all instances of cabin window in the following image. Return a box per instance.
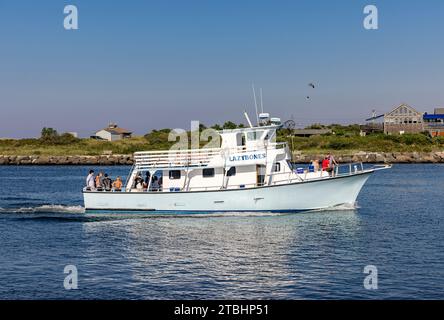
[236,132,246,146]
[169,170,181,180]
[227,167,236,176]
[256,164,266,186]
[202,168,215,178]
[247,131,257,141]
[273,162,281,172]
[247,130,264,141]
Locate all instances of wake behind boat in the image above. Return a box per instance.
[83,112,390,213]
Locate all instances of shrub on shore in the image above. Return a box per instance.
[1,123,443,156]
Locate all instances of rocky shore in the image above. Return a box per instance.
[292,151,444,163]
[1,151,444,165]
[0,155,134,165]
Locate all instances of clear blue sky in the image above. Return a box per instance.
[1,0,444,138]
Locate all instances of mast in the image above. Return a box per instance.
[260,88,264,113]
[252,84,259,125]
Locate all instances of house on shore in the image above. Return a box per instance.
[383,104,424,135]
[92,123,132,141]
[364,103,444,136]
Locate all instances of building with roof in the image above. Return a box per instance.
[93,123,132,141]
[423,108,444,137]
[383,104,424,135]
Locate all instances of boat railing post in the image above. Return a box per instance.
[146,170,153,191]
[124,163,136,192]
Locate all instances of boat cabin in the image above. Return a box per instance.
[126,120,330,193]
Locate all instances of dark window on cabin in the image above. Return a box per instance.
[203,168,215,178]
[273,163,281,172]
[227,167,236,176]
[169,170,181,180]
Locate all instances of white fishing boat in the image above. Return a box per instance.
[83,112,390,214]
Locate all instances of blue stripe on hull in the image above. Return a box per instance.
[84,208,310,215]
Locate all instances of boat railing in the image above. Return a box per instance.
[133,142,287,169]
[334,162,365,176]
[83,161,368,193]
[134,147,221,169]
[268,162,366,184]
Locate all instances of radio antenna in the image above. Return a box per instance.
[260,88,264,113]
[252,84,259,125]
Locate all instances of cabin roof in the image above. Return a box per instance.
[219,124,281,134]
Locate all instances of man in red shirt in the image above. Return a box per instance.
[322,156,330,171]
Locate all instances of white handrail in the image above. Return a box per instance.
[133,143,287,169]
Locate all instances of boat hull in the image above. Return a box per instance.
[83,170,373,214]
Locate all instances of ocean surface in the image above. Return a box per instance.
[0,164,443,300]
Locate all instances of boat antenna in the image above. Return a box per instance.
[260,88,264,113]
[244,110,254,128]
[252,84,259,125]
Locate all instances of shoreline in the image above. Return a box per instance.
[1,151,444,165]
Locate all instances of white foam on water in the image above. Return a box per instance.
[190,211,286,218]
[311,202,360,212]
[0,205,85,214]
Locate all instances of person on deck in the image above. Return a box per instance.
[311,159,320,172]
[95,172,104,191]
[151,176,160,191]
[113,176,123,191]
[136,179,144,191]
[158,176,163,191]
[321,156,330,172]
[142,179,148,191]
[102,174,113,191]
[134,174,143,189]
[328,153,338,176]
[86,170,95,190]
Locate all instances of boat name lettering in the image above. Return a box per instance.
[228,153,266,162]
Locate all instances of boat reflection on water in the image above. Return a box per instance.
[81,208,361,299]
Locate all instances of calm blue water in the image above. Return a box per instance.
[0,164,443,300]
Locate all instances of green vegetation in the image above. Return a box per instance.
[1,124,443,156]
[277,125,444,153]
[40,127,79,145]
[0,136,151,156]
